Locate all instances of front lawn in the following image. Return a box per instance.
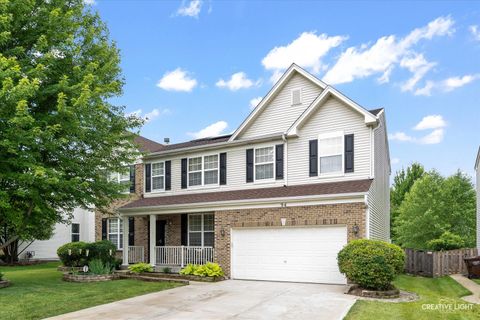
[345,275,479,319]
[0,262,182,320]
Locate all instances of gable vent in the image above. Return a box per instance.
[292,89,302,105]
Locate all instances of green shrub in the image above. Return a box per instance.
[0,271,4,281]
[128,262,153,274]
[427,231,465,251]
[161,267,172,274]
[86,240,117,266]
[88,259,113,275]
[337,239,405,290]
[57,242,89,267]
[113,258,123,270]
[180,263,224,277]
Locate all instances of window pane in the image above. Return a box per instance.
[319,136,342,156]
[109,172,118,182]
[204,232,214,247]
[320,155,342,173]
[189,172,202,186]
[119,219,123,233]
[255,163,274,180]
[109,234,118,248]
[203,214,214,231]
[152,162,164,176]
[71,223,80,234]
[120,180,130,193]
[71,234,80,242]
[152,176,164,190]
[204,170,218,185]
[189,157,202,171]
[119,234,123,249]
[255,147,274,163]
[204,155,218,170]
[189,232,202,246]
[189,215,202,231]
[109,219,118,233]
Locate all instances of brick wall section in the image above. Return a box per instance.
[214,202,366,277]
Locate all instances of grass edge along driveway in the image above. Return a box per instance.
[345,274,479,320]
[0,262,183,320]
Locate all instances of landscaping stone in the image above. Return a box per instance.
[140,272,224,282]
[0,280,11,288]
[62,273,118,283]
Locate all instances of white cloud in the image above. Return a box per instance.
[157,68,197,92]
[262,31,346,82]
[216,72,259,91]
[323,16,454,85]
[176,0,202,18]
[413,115,446,130]
[470,25,480,41]
[188,121,228,139]
[400,53,436,92]
[415,74,479,96]
[127,108,170,123]
[84,0,96,5]
[388,132,414,142]
[419,129,444,144]
[391,158,400,165]
[249,96,263,110]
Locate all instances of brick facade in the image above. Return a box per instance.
[214,202,366,277]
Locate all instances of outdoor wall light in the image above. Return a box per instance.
[352,224,360,236]
[220,228,225,237]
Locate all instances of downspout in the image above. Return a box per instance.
[364,194,370,239]
[282,134,288,186]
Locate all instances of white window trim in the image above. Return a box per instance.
[291,87,303,105]
[112,169,131,194]
[254,146,275,183]
[187,154,220,188]
[107,218,124,251]
[71,223,80,242]
[150,161,165,192]
[317,131,345,178]
[187,213,214,247]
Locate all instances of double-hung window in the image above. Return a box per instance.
[188,213,214,247]
[188,155,219,187]
[71,223,80,242]
[108,218,123,250]
[254,146,274,180]
[151,162,165,191]
[110,169,130,193]
[318,132,344,175]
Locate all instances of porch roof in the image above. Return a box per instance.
[120,179,373,210]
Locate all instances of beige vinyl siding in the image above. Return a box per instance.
[145,140,285,197]
[287,96,372,185]
[367,112,390,241]
[239,73,323,139]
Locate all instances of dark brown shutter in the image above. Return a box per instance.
[345,134,354,173]
[129,165,135,193]
[181,214,188,245]
[275,144,284,180]
[309,139,318,177]
[128,217,135,246]
[219,153,227,185]
[101,218,107,240]
[165,160,171,190]
[246,149,254,183]
[181,158,188,189]
[145,163,151,192]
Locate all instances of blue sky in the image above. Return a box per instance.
[93,1,480,179]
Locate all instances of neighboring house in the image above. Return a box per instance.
[476,147,480,249]
[18,207,95,260]
[100,64,391,285]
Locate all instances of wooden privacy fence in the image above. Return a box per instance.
[404,248,479,277]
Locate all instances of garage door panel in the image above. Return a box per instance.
[231,226,347,284]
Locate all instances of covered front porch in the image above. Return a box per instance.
[121,212,215,269]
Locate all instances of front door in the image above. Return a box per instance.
[156,220,166,246]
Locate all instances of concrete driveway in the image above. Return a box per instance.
[47,280,357,320]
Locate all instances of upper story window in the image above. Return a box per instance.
[318,132,344,175]
[71,223,80,242]
[254,146,274,180]
[188,155,219,187]
[110,169,131,193]
[151,162,165,191]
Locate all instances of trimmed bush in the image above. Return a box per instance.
[0,271,3,281]
[86,241,117,266]
[128,263,153,274]
[427,231,465,251]
[338,239,405,290]
[88,259,113,275]
[57,242,89,267]
[180,263,224,277]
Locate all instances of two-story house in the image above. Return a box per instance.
[98,64,391,285]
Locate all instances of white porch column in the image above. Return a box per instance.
[122,215,129,266]
[149,214,156,266]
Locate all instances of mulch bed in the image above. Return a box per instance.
[345,284,419,302]
[0,260,47,266]
[140,272,224,282]
[62,272,119,283]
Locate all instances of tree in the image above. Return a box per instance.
[394,171,476,250]
[0,0,142,262]
[390,163,425,243]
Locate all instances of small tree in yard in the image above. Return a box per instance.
[0,0,143,262]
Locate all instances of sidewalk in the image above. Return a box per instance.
[450,274,480,304]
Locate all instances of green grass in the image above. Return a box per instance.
[0,262,183,320]
[345,275,479,320]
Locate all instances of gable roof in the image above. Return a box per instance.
[475,146,480,170]
[156,135,232,152]
[286,86,378,137]
[229,63,327,141]
[133,135,164,153]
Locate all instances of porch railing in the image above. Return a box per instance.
[155,246,214,267]
[128,246,145,264]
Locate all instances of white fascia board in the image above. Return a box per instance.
[475,146,480,170]
[118,192,367,216]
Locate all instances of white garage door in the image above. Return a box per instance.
[231,226,347,284]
